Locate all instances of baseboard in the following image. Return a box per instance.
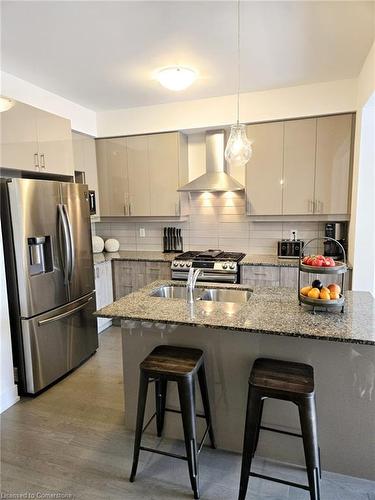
[0,383,19,413]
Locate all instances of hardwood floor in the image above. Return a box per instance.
[1,326,374,499]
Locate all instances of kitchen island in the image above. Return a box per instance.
[96,281,375,480]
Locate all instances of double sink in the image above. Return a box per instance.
[150,285,251,304]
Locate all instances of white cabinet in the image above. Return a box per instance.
[246,122,284,215]
[94,261,113,333]
[72,132,100,214]
[1,100,74,176]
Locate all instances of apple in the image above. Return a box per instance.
[328,283,341,294]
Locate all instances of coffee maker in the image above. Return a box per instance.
[324,223,347,259]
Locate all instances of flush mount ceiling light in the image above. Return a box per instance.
[224,0,252,167]
[0,96,15,112]
[156,66,196,91]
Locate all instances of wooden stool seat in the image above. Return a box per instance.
[130,345,215,500]
[250,358,314,395]
[140,345,204,378]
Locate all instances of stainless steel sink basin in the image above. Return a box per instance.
[150,285,203,300]
[200,288,251,303]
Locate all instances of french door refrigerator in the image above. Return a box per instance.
[1,178,98,395]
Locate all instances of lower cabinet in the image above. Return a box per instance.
[240,266,280,287]
[94,261,113,333]
[113,260,171,300]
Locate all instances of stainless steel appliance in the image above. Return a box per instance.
[324,223,347,259]
[171,249,245,283]
[1,178,98,395]
[277,239,304,259]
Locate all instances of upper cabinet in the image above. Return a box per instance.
[72,131,100,214]
[96,132,188,217]
[283,118,316,215]
[246,121,284,215]
[96,138,128,216]
[314,114,353,215]
[1,100,74,176]
[246,113,353,217]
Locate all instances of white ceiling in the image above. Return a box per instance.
[2,1,374,111]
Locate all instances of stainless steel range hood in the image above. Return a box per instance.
[178,130,244,192]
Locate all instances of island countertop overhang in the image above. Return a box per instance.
[95,280,375,345]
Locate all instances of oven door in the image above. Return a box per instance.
[172,270,237,283]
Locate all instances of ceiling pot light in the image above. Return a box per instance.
[224,0,252,167]
[0,96,15,112]
[156,66,196,91]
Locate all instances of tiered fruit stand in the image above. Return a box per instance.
[298,237,347,313]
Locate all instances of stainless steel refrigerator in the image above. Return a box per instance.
[1,178,98,395]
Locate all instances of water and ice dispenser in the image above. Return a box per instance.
[28,236,53,275]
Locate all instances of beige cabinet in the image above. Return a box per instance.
[245,114,353,217]
[96,132,188,217]
[149,133,180,216]
[314,114,352,215]
[127,135,150,216]
[246,122,284,215]
[73,132,100,214]
[241,266,280,287]
[96,138,128,216]
[1,100,73,176]
[112,260,171,299]
[283,118,316,215]
[35,109,74,176]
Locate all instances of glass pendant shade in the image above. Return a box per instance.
[0,96,15,112]
[225,123,252,167]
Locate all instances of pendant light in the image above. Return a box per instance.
[0,96,15,112]
[225,0,252,167]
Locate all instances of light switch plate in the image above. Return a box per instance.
[139,227,145,238]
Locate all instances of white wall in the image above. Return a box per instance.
[1,71,97,135]
[0,219,19,413]
[96,79,357,137]
[349,41,375,293]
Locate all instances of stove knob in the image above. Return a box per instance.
[222,263,228,269]
[173,261,179,267]
[229,263,235,270]
[186,262,192,267]
[179,262,185,267]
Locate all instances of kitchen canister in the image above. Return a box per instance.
[92,235,105,254]
[104,238,120,253]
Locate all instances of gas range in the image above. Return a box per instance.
[171,249,245,283]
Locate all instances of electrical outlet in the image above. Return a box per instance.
[290,229,298,241]
[139,227,145,238]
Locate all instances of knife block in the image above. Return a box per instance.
[163,226,183,253]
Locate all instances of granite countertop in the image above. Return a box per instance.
[93,251,179,265]
[95,280,374,345]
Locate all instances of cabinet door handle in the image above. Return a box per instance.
[124,204,128,216]
[318,200,323,213]
[308,199,313,213]
[129,203,132,216]
[34,153,39,170]
[40,153,46,169]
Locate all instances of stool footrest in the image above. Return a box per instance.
[165,407,206,419]
[260,425,303,438]
[249,472,309,491]
[139,446,187,461]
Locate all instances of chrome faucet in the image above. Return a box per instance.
[186,267,203,303]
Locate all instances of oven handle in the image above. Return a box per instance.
[172,271,237,283]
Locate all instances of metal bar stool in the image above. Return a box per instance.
[238,358,321,500]
[129,345,216,499]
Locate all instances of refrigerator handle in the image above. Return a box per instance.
[57,204,71,285]
[38,296,93,326]
[62,204,75,282]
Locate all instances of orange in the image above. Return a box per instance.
[319,290,330,300]
[308,288,320,299]
[330,291,340,300]
[321,287,330,294]
[328,284,341,294]
[300,286,312,296]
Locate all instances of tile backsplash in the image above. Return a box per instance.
[94,192,325,255]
